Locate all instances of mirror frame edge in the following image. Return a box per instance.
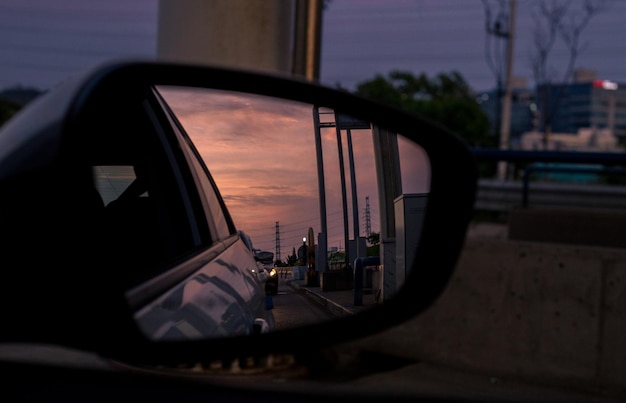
[64,61,477,365]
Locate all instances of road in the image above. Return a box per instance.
[270,277,336,330]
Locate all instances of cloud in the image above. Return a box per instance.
[158,86,431,258]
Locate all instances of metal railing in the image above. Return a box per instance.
[471,149,626,211]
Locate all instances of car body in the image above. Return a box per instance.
[0,63,274,345]
[238,230,278,295]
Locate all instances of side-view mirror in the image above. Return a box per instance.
[0,61,476,365]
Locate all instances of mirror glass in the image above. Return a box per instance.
[124,86,431,340]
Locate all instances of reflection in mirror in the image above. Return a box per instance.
[131,86,430,340]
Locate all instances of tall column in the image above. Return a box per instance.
[157,0,295,74]
[373,127,402,301]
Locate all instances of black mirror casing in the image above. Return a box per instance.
[0,61,477,366]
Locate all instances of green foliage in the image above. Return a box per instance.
[365,232,380,256]
[355,71,495,148]
[328,251,345,262]
[366,244,380,257]
[366,232,380,246]
[287,247,298,266]
[0,99,21,128]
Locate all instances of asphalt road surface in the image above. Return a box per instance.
[271,278,336,330]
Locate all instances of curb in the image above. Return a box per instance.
[286,281,355,317]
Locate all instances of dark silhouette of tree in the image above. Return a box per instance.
[0,86,43,127]
[0,99,20,128]
[366,232,380,246]
[287,247,298,266]
[355,71,494,148]
[366,232,380,257]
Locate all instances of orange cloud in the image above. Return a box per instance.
[158,86,430,261]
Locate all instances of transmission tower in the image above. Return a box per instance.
[275,221,281,263]
[364,196,371,237]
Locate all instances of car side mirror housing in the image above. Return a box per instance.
[0,61,476,366]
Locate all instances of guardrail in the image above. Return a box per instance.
[470,149,626,212]
[475,179,626,212]
[470,148,626,165]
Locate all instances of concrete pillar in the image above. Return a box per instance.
[157,0,295,74]
[373,126,402,301]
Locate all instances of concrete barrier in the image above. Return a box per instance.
[509,207,626,248]
[475,179,626,213]
[350,237,626,395]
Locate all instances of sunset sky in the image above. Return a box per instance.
[2,0,618,258]
[159,86,429,260]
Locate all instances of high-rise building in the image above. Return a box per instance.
[536,73,626,141]
[479,70,626,150]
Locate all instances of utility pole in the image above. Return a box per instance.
[497,0,516,181]
[483,0,516,179]
[313,106,329,277]
[347,130,360,261]
[335,124,350,264]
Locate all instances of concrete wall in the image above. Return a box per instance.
[509,207,626,248]
[350,237,626,394]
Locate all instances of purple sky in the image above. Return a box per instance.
[2,1,626,92]
[160,87,429,257]
[0,0,158,90]
[321,0,626,91]
[1,1,624,256]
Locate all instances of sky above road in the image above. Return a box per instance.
[1,0,624,257]
[2,0,626,93]
[320,0,626,91]
[159,86,429,255]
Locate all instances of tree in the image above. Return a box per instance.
[0,99,20,128]
[326,250,346,270]
[366,232,380,246]
[0,86,43,128]
[355,71,494,148]
[529,0,607,147]
[366,232,380,257]
[287,247,298,266]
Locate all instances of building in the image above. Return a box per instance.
[535,71,626,142]
[479,70,626,151]
[519,127,619,152]
[476,77,535,146]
